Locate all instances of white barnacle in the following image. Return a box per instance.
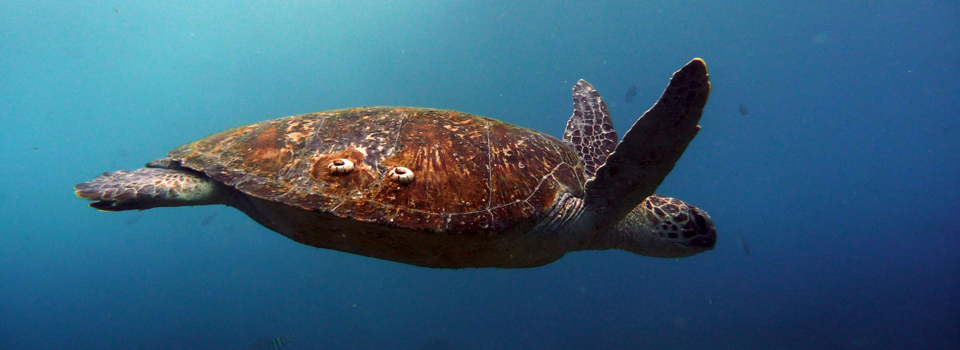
[388,166,415,183]
[327,159,355,174]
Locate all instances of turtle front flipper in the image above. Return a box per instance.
[74,167,230,211]
[563,79,617,180]
[582,58,710,232]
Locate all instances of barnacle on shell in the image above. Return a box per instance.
[327,159,355,174]
[388,166,414,183]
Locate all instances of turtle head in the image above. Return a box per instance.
[601,195,716,258]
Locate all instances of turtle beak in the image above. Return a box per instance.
[684,208,716,249]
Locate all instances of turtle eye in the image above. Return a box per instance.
[388,166,415,184]
[327,159,355,174]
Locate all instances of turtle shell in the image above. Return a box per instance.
[169,107,585,237]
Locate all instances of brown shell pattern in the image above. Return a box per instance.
[169,107,585,235]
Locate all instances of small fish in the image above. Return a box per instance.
[738,103,749,116]
[200,213,217,226]
[248,336,287,350]
[270,337,287,349]
[735,233,752,256]
[123,212,143,225]
[625,84,638,104]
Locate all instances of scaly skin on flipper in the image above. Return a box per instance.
[582,58,710,233]
[74,167,230,211]
[563,80,617,180]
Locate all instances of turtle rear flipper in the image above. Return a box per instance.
[582,58,710,231]
[74,167,229,211]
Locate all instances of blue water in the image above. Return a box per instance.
[2,1,958,349]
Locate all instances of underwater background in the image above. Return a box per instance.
[2,1,958,349]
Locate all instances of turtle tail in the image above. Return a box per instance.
[74,168,229,211]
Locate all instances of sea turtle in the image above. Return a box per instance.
[75,58,716,268]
